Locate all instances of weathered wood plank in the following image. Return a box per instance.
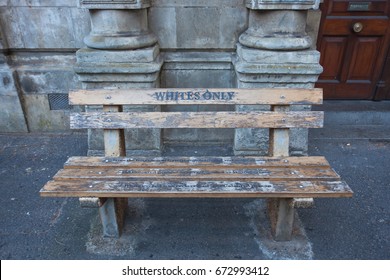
[70,111,324,129]
[103,105,126,157]
[99,105,127,238]
[53,166,341,181]
[268,198,295,241]
[269,105,290,157]
[64,156,331,169]
[69,88,323,106]
[40,180,353,198]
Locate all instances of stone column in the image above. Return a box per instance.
[75,0,163,155]
[233,0,323,155]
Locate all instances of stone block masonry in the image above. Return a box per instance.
[0,0,322,157]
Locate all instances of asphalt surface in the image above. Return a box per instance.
[0,121,389,260]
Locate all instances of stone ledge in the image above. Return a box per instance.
[75,56,164,75]
[236,45,320,64]
[76,45,160,63]
[239,32,312,51]
[234,61,323,75]
[79,0,151,9]
[246,0,320,10]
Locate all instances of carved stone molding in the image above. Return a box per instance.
[239,10,312,50]
[84,9,157,50]
[246,0,320,10]
[79,0,150,9]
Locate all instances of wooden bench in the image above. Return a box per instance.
[40,88,353,241]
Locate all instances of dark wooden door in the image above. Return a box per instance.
[316,0,390,99]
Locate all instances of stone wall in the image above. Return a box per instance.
[0,0,322,154]
[0,0,89,132]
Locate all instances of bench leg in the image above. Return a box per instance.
[267,198,295,241]
[99,198,128,238]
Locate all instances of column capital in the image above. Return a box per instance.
[245,0,320,10]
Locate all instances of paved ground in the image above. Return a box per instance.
[1,108,390,259]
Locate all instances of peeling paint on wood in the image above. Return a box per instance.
[70,111,324,129]
[40,180,353,198]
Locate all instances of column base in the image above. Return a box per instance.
[233,43,322,156]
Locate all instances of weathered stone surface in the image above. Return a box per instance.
[234,42,323,87]
[239,33,312,50]
[306,9,322,48]
[76,45,159,63]
[6,53,82,132]
[23,95,70,131]
[149,7,177,49]
[0,70,17,95]
[75,45,163,84]
[75,61,163,84]
[1,0,78,6]
[0,56,28,132]
[16,69,79,95]
[0,95,28,132]
[84,9,157,50]
[236,44,320,63]
[0,6,89,49]
[239,10,311,50]
[149,6,247,50]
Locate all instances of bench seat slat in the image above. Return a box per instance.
[64,156,331,169]
[70,111,324,129]
[53,166,340,181]
[40,180,353,198]
[69,88,323,106]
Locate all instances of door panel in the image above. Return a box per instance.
[319,37,348,82]
[316,0,390,99]
[347,37,381,81]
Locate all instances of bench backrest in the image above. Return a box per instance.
[69,88,323,157]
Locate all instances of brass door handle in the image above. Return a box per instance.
[353,22,363,33]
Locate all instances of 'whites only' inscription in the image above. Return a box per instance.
[154,89,236,101]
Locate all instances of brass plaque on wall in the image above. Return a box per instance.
[348,2,371,11]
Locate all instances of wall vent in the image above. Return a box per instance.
[48,94,72,110]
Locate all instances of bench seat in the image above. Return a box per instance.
[41,155,352,198]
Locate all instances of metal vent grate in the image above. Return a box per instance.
[48,94,72,110]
